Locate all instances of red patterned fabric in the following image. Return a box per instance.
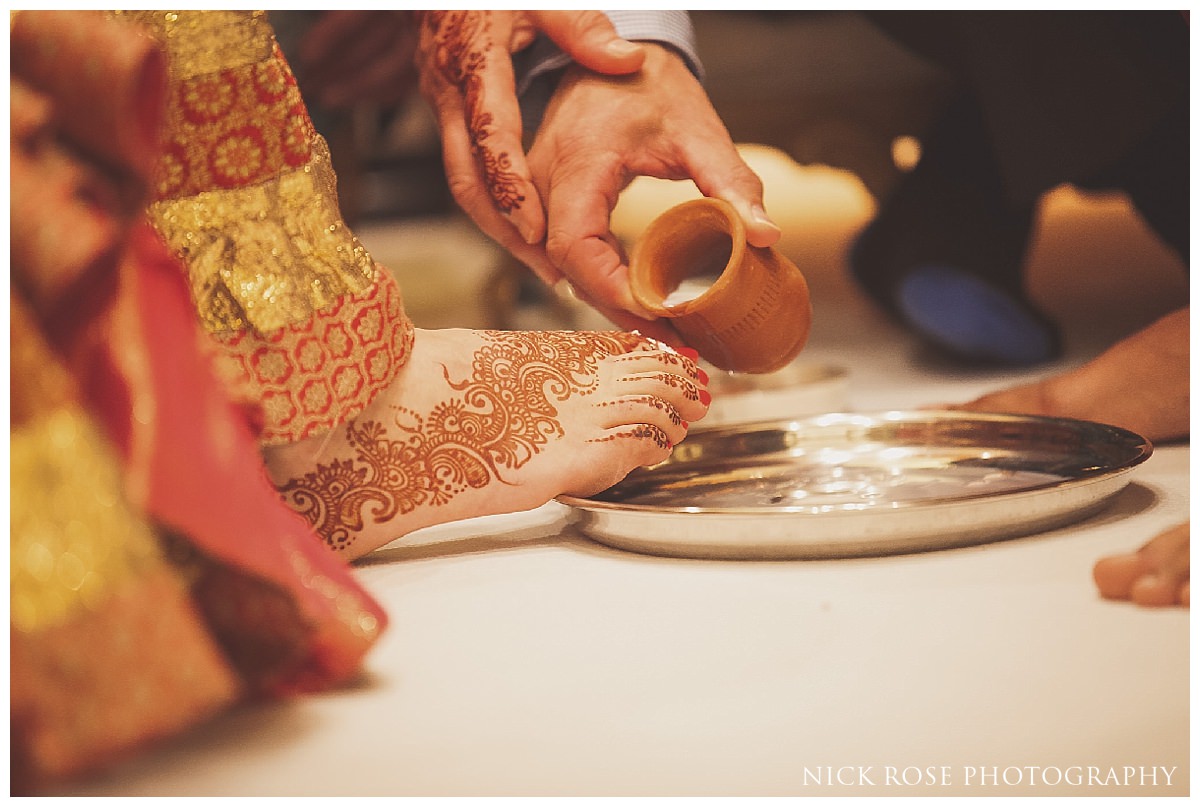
[213,266,414,442]
[157,42,314,198]
[10,10,388,792]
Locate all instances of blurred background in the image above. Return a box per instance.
[277,10,1188,384]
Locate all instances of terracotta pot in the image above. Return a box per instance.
[629,198,812,373]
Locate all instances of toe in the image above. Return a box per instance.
[610,348,705,383]
[615,370,708,422]
[1094,522,1189,606]
[1130,573,1185,607]
[594,394,686,435]
[1093,553,1144,601]
[587,423,674,466]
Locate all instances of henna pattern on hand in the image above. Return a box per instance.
[420,11,525,213]
[278,331,656,551]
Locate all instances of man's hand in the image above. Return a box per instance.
[302,11,782,341]
[414,11,647,287]
[526,43,782,333]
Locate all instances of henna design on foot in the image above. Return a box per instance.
[587,425,672,451]
[620,371,703,403]
[593,395,684,427]
[277,331,669,552]
[613,349,705,382]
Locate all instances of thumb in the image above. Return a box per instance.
[529,11,646,75]
[690,150,783,249]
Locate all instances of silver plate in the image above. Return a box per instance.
[558,411,1153,559]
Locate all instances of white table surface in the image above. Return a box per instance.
[53,253,1191,798]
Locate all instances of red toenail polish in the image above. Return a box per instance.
[697,368,709,385]
[683,421,689,430]
[679,347,700,360]
[699,389,712,406]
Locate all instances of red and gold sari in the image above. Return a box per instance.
[10,10,391,791]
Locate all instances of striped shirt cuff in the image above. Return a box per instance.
[514,10,703,134]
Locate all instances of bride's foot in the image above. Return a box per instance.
[1093,521,1189,607]
[263,328,710,558]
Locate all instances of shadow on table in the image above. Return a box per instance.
[358,521,568,566]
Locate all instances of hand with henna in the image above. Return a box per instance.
[413,11,648,288]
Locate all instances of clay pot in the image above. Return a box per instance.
[629,198,812,374]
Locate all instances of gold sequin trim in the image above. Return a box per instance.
[148,136,378,334]
[111,10,273,80]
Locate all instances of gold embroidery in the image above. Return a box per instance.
[127,9,415,443]
[139,10,376,335]
[112,10,274,80]
[148,137,377,334]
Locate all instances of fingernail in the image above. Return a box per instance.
[605,39,642,59]
[517,220,539,245]
[699,389,712,406]
[1136,573,1162,589]
[751,204,781,233]
[697,367,709,385]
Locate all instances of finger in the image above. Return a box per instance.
[436,109,560,284]
[419,13,557,281]
[627,44,781,250]
[1093,553,1143,601]
[556,273,668,334]
[611,316,689,351]
[1131,573,1187,607]
[422,11,546,244]
[1131,522,1191,606]
[687,147,782,249]
[540,158,657,321]
[1094,522,1190,606]
[1137,521,1190,578]
[527,11,646,74]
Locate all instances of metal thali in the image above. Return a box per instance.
[558,411,1153,560]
